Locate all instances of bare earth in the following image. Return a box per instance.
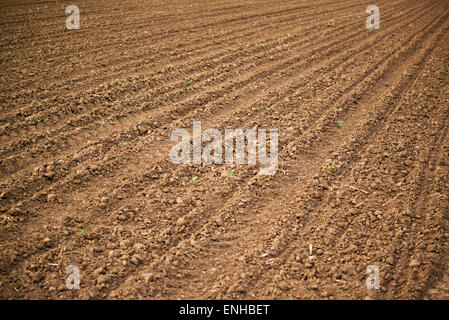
[0,0,448,299]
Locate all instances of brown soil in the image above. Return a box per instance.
[0,0,448,300]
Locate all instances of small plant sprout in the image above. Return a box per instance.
[228,169,234,178]
[202,70,207,75]
[11,174,16,178]
[188,79,193,85]
[215,145,222,150]
[5,122,10,127]
[80,229,84,235]
[191,176,198,183]
[121,80,128,86]
[5,224,10,233]
[181,67,187,73]
[35,119,41,124]
[214,72,218,77]
[124,118,129,123]
[167,64,172,68]
[245,50,249,56]
[13,59,21,65]
[259,42,264,47]
[155,11,162,15]
[327,162,335,171]
[120,141,128,146]
[337,121,344,128]
[144,77,149,81]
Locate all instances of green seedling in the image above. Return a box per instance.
[202,70,207,75]
[237,57,241,61]
[215,145,222,150]
[337,121,344,128]
[11,174,16,178]
[13,59,21,65]
[214,72,218,77]
[188,79,193,85]
[167,64,172,68]
[148,84,151,89]
[121,80,128,86]
[5,122,10,127]
[228,169,234,178]
[120,141,128,146]
[155,11,162,14]
[5,224,10,232]
[327,162,335,171]
[245,50,249,56]
[124,118,129,123]
[144,77,149,81]
[181,67,187,73]
[259,42,264,47]
[80,229,84,235]
[191,176,198,183]
[35,119,41,124]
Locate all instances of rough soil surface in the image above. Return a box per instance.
[0,0,448,299]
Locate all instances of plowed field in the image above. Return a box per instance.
[1,0,448,299]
